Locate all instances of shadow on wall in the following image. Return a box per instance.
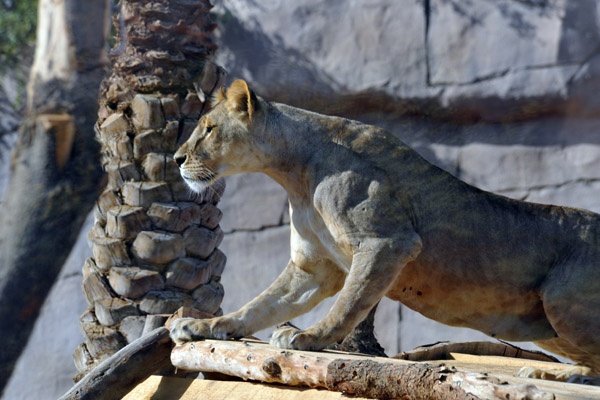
[215,0,600,123]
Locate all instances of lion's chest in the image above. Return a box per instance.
[289,205,353,271]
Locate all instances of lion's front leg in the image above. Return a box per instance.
[170,258,344,345]
[271,236,421,351]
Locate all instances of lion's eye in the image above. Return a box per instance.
[206,125,214,135]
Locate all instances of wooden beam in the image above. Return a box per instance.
[171,340,555,400]
[59,327,171,400]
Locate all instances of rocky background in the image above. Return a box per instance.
[3,0,600,398]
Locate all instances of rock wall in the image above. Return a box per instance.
[3,0,600,398]
[211,0,600,357]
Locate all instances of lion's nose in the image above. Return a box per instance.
[175,155,187,167]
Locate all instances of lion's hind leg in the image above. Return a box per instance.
[519,337,600,385]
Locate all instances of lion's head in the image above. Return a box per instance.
[174,79,261,193]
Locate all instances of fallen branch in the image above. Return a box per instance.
[59,327,171,400]
[394,341,559,363]
[171,340,553,400]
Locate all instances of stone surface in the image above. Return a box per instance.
[218,173,288,232]
[166,257,212,290]
[132,230,185,264]
[108,266,165,299]
[215,0,600,119]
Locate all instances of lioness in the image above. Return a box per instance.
[171,79,600,379]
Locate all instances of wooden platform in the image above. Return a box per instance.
[124,376,371,400]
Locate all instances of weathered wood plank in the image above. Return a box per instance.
[123,376,371,400]
[59,327,172,400]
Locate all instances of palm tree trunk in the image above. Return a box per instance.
[74,0,227,377]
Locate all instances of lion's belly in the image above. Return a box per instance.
[386,260,558,342]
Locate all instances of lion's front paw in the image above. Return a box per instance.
[169,317,211,345]
[170,316,243,345]
[270,325,322,351]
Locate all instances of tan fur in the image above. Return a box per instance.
[171,80,600,378]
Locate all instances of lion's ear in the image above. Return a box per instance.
[225,79,258,121]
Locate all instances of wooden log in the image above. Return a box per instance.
[106,205,151,239]
[131,231,185,264]
[394,341,560,363]
[183,226,223,259]
[122,181,173,208]
[171,340,555,400]
[108,266,165,299]
[59,327,172,400]
[165,257,211,290]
